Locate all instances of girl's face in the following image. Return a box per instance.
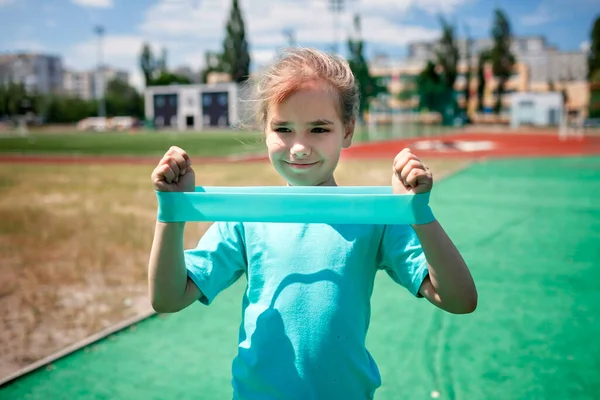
[265,85,354,186]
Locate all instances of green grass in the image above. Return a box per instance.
[0,124,456,158]
[0,131,266,157]
[2,156,599,399]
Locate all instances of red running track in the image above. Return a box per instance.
[0,132,599,165]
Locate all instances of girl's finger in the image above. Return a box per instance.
[168,159,180,178]
[171,153,187,175]
[162,164,176,183]
[400,159,424,185]
[405,167,426,188]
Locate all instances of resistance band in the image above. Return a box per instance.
[156,186,434,225]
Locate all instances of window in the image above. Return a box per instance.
[519,100,534,107]
[218,93,228,106]
[203,95,212,106]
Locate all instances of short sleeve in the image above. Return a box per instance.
[377,224,429,297]
[184,221,247,305]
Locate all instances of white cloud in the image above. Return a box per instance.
[4,39,46,52]
[64,0,467,90]
[138,0,447,57]
[520,5,555,26]
[580,40,590,53]
[65,34,154,90]
[71,0,114,9]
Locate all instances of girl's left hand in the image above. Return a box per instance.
[392,148,433,194]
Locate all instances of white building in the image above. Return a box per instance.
[509,92,564,128]
[144,83,242,130]
[0,53,63,94]
[63,66,130,100]
[407,36,588,83]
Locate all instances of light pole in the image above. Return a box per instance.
[329,0,344,55]
[95,25,106,118]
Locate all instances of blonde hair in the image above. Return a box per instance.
[244,48,360,129]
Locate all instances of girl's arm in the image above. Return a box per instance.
[392,148,477,314]
[148,146,201,313]
[412,220,477,314]
[148,221,201,313]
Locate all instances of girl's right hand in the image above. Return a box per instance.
[151,146,195,192]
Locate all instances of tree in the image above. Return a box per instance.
[490,8,515,114]
[436,16,459,92]
[463,23,473,115]
[587,15,600,80]
[220,0,250,82]
[140,43,157,86]
[476,50,491,112]
[105,78,144,118]
[347,14,387,120]
[415,61,448,113]
[151,71,192,86]
[157,47,168,73]
[588,16,600,118]
[201,51,224,83]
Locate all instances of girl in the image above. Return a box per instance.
[149,48,477,399]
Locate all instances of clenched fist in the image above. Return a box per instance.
[151,146,195,192]
[392,148,433,195]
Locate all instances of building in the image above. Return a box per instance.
[371,35,588,118]
[407,36,587,83]
[63,66,130,100]
[0,53,63,94]
[509,92,564,128]
[144,83,240,130]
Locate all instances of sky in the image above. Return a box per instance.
[0,0,597,89]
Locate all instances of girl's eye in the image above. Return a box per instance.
[274,127,291,133]
[311,128,329,133]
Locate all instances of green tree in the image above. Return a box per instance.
[201,51,224,83]
[140,43,157,86]
[463,23,473,115]
[220,0,250,82]
[587,15,600,80]
[105,78,144,118]
[416,61,449,113]
[587,16,600,118]
[436,16,459,92]
[157,47,168,73]
[490,8,515,114]
[0,82,34,119]
[151,71,192,86]
[347,15,387,120]
[476,50,491,112]
[590,69,600,119]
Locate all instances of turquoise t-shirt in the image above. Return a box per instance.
[184,222,429,400]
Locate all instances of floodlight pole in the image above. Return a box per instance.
[95,25,106,118]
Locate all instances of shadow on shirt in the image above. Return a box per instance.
[232,269,347,399]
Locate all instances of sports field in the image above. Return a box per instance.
[1,153,599,399]
[1,128,599,399]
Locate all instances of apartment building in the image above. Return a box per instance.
[372,35,588,114]
[0,53,63,94]
[63,66,130,100]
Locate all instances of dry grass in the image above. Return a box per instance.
[0,156,468,380]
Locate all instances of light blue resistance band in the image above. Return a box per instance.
[156,186,434,225]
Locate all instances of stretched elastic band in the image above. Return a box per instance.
[156,186,434,225]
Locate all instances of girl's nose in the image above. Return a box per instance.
[290,141,311,158]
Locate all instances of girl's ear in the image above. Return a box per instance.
[342,117,355,149]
